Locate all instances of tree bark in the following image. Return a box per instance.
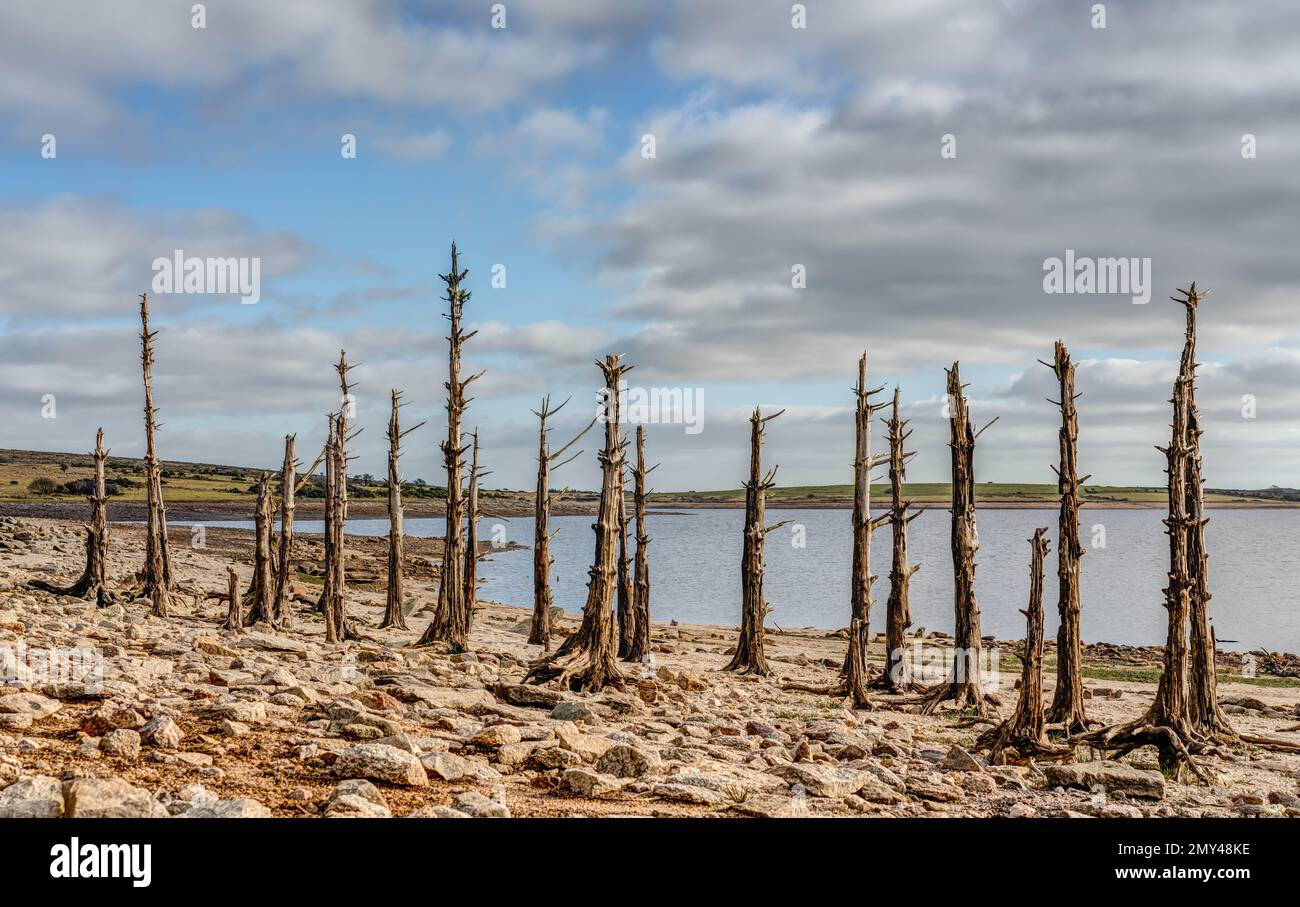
[222,567,242,632]
[382,390,423,630]
[976,528,1071,763]
[138,293,173,616]
[462,431,481,622]
[878,388,921,691]
[31,428,114,607]
[528,396,594,650]
[243,472,276,626]
[271,434,296,627]
[724,406,785,676]
[418,242,479,651]
[525,356,628,691]
[922,362,996,715]
[626,424,654,664]
[1045,341,1089,732]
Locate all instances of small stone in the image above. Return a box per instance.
[561,768,627,799]
[596,743,660,779]
[651,783,723,806]
[551,701,600,722]
[0,776,64,818]
[100,728,142,761]
[526,746,582,771]
[63,777,168,818]
[421,751,471,782]
[470,724,523,747]
[335,743,428,787]
[451,790,510,818]
[1042,761,1165,800]
[179,798,272,818]
[141,715,182,750]
[938,745,983,773]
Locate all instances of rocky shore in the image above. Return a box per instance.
[1,516,1298,819]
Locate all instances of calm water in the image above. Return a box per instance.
[193,507,1299,652]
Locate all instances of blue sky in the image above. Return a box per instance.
[3,1,1300,491]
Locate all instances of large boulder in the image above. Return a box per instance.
[595,743,660,779]
[335,744,428,787]
[63,777,169,818]
[178,798,272,818]
[0,776,65,818]
[769,763,871,799]
[1042,761,1166,800]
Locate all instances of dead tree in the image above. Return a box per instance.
[525,356,629,691]
[625,424,658,664]
[31,428,115,607]
[418,242,481,651]
[1179,286,1234,739]
[271,434,297,627]
[221,567,242,632]
[462,431,485,619]
[877,388,921,691]
[724,407,786,676]
[1043,341,1089,732]
[616,460,635,659]
[529,396,594,650]
[243,473,276,626]
[976,528,1072,763]
[1079,325,1210,779]
[382,390,424,629]
[138,293,173,615]
[921,363,998,715]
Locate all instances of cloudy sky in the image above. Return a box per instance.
[2,0,1298,492]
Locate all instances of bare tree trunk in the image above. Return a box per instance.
[271,434,296,627]
[976,528,1072,763]
[32,428,115,607]
[1177,288,1234,739]
[616,472,634,659]
[322,417,340,644]
[419,242,480,651]
[241,472,276,626]
[528,396,593,650]
[1045,341,1089,732]
[382,390,424,630]
[1081,290,1212,779]
[626,424,655,664]
[462,431,481,620]
[525,356,629,691]
[922,363,996,715]
[878,388,920,691]
[138,293,173,615]
[222,567,242,632]
[724,406,786,676]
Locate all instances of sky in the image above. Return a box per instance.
[2,0,1299,492]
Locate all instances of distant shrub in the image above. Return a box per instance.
[27,476,60,495]
[61,479,121,496]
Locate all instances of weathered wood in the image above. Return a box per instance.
[418,242,480,651]
[1044,341,1089,732]
[463,431,482,621]
[31,428,115,607]
[625,424,656,664]
[921,362,996,715]
[724,406,785,676]
[138,293,173,616]
[529,396,594,650]
[616,453,634,660]
[976,528,1072,763]
[382,390,423,630]
[878,388,921,691]
[243,472,276,626]
[525,356,629,691]
[271,434,296,627]
[222,567,242,632]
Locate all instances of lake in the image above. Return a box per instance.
[189,506,1299,653]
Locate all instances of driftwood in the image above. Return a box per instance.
[419,242,481,651]
[921,362,998,715]
[1042,341,1089,732]
[525,355,629,691]
[877,388,921,691]
[724,406,786,676]
[30,428,115,607]
[975,528,1073,763]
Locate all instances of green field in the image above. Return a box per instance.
[651,482,1276,506]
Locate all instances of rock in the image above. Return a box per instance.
[561,767,628,799]
[100,728,142,761]
[0,691,61,722]
[451,790,510,818]
[0,776,64,818]
[141,715,182,750]
[1042,761,1165,800]
[1008,802,1037,818]
[494,683,566,709]
[906,777,965,802]
[335,743,429,787]
[470,724,523,747]
[595,743,659,779]
[220,720,250,738]
[81,701,145,735]
[526,746,582,771]
[651,783,724,806]
[769,763,870,799]
[325,779,391,818]
[421,751,472,782]
[179,798,272,818]
[192,637,241,657]
[938,745,983,773]
[556,723,614,762]
[551,701,600,722]
[63,777,169,818]
[404,805,470,818]
[239,632,310,653]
